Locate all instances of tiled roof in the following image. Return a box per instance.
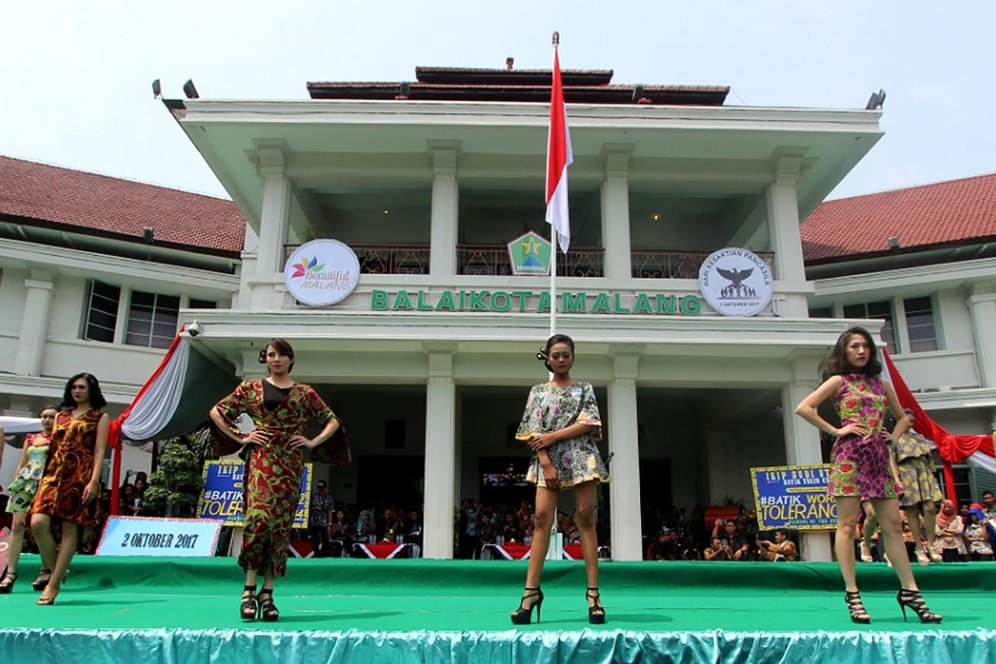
[802,173,996,262]
[308,66,728,105]
[0,155,245,254]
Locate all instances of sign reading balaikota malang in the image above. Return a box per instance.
[371,289,703,315]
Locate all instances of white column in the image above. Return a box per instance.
[766,153,808,318]
[428,141,459,276]
[113,285,131,344]
[14,270,53,376]
[423,345,457,559]
[600,146,633,281]
[252,145,291,311]
[235,225,260,309]
[968,283,996,388]
[783,355,832,561]
[607,350,642,561]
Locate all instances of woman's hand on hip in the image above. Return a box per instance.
[529,433,558,451]
[288,434,317,450]
[243,430,272,445]
[540,462,560,490]
[835,422,869,438]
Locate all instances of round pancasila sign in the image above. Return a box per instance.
[284,239,360,307]
[698,247,773,317]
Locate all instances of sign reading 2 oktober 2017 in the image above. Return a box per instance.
[196,459,312,528]
[750,464,837,531]
[96,516,222,557]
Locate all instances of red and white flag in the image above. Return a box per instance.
[545,46,573,254]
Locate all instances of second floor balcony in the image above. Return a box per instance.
[286,244,774,279]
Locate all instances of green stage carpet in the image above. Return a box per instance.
[2,556,994,662]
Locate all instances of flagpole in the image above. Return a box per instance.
[548,32,560,339]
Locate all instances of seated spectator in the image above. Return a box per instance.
[713,519,751,561]
[757,529,798,561]
[703,536,732,561]
[649,527,679,561]
[933,499,966,562]
[964,508,994,561]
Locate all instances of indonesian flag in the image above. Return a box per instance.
[545,46,573,254]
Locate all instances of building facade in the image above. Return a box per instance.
[163,66,887,561]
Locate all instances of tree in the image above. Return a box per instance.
[142,429,212,517]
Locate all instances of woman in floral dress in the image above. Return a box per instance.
[796,327,940,623]
[210,338,342,622]
[510,334,609,625]
[0,406,57,594]
[31,374,110,606]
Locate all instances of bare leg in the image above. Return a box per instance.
[860,502,877,561]
[836,497,862,591]
[39,522,78,602]
[574,482,599,590]
[906,508,922,544]
[30,514,59,578]
[4,512,28,577]
[922,501,939,548]
[523,486,559,589]
[870,498,918,590]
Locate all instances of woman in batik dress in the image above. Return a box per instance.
[795,327,940,624]
[210,338,341,622]
[510,334,610,626]
[31,374,109,606]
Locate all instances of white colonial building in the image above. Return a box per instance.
[160,65,889,561]
[4,66,992,561]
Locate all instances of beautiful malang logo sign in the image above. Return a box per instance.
[284,239,360,306]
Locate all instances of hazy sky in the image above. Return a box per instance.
[2,1,993,202]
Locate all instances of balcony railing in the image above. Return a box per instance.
[458,245,604,277]
[631,250,774,279]
[284,244,773,278]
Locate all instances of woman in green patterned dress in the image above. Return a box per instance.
[0,406,57,594]
[510,334,610,625]
[210,339,342,622]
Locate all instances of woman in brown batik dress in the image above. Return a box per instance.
[210,338,342,622]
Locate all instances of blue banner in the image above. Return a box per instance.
[750,464,837,531]
[196,460,312,528]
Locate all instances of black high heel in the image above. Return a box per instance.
[510,587,543,625]
[586,587,606,624]
[31,569,51,592]
[844,590,871,624]
[258,588,279,622]
[897,589,942,624]
[240,585,257,622]
[0,572,16,594]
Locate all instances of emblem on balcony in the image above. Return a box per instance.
[506,231,552,276]
[284,239,360,307]
[698,247,773,317]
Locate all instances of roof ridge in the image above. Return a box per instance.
[0,154,232,203]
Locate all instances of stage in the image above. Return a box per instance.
[1,557,994,662]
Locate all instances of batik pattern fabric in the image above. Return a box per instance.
[828,373,901,501]
[214,379,337,576]
[32,409,103,526]
[6,433,51,513]
[894,432,942,507]
[516,381,609,489]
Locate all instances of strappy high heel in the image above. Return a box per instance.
[31,569,51,592]
[258,588,279,622]
[844,590,871,624]
[586,587,606,624]
[897,589,942,624]
[0,572,16,594]
[240,585,257,621]
[510,587,543,625]
[36,586,58,606]
[859,541,874,563]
